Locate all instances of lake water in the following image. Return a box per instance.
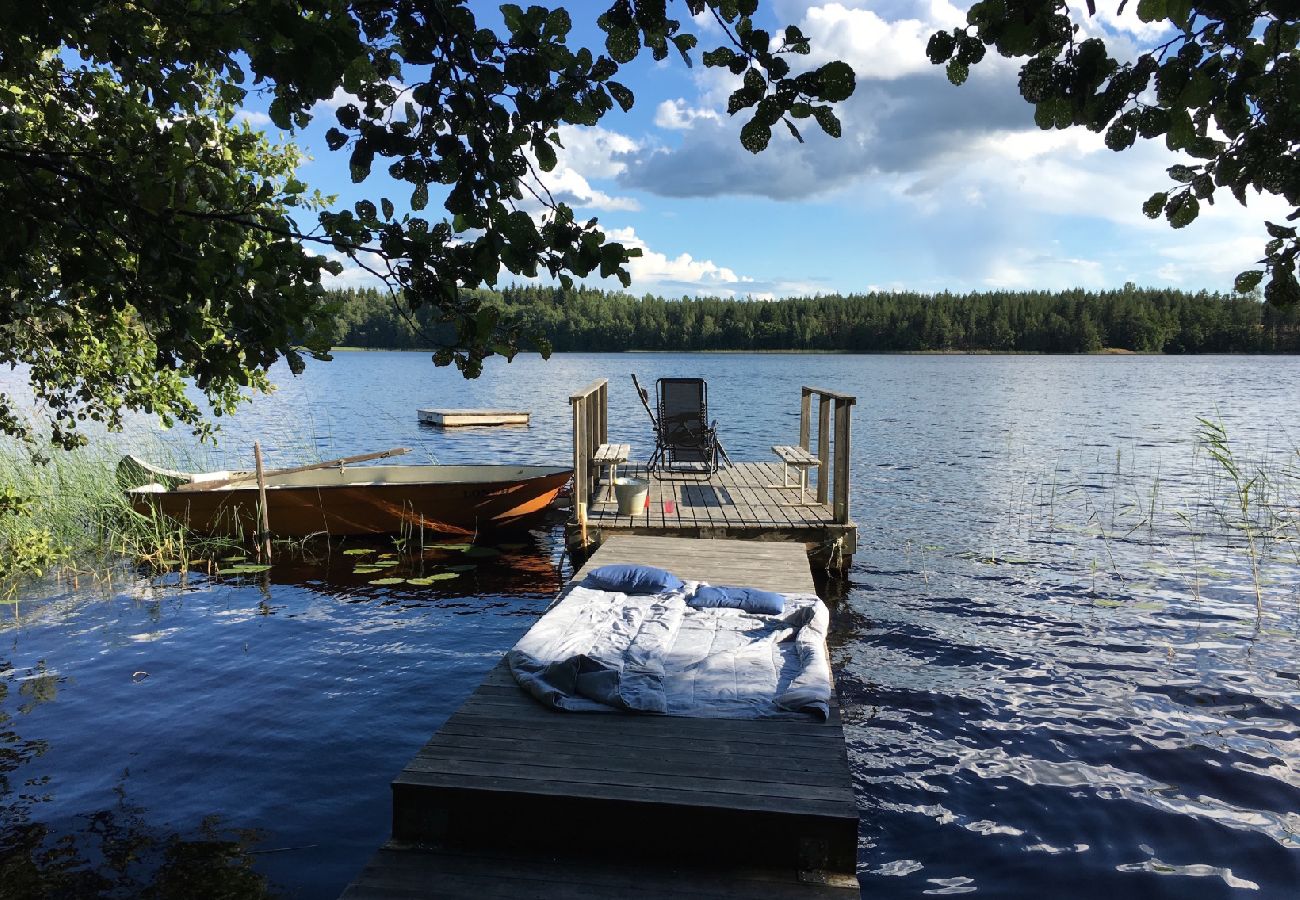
[2,352,1299,897]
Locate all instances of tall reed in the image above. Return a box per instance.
[0,440,236,605]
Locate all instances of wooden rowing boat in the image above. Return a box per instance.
[120,454,573,538]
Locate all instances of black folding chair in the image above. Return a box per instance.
[633,375,731,475]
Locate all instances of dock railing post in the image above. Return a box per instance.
[569,379,610,546]
[801,387,856,521]
[833,398,852,524]
[799,388,811,451]
[817,395,832,505]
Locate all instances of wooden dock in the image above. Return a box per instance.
[567,382,858,571]
[341,535,860,898]
[418,408,530,427]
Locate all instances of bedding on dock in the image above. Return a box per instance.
[506,575,832,721]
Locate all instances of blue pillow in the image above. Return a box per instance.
[688,585,786,615]
[586,564,684,595]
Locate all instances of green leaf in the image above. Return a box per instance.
[1142,192,1167,219]
[607,81,635,113]
[1166,191,1200,228]
[1135,0,1167,23]
[534,138,557,172]
[368,577,404,586]
[812,106,840,138]
[544,8,571,38]
[218,563,272,575]
[352,566,381,574]
[1234,270,1264,293]
[814,61,856,102]
[343,548,375,555]
[412,183,428,211]
[462,545,501,558]
[381,198,394,219]
[739,118,771,153]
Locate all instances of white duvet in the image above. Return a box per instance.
[506,582,832,720]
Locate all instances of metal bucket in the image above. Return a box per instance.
[613,477,648,516]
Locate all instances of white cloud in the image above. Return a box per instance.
[233,109,272,127]
[597,226,823,298]
[654,99,721,130]
[523,126,641,213]
[316,250,386,289]
[802,1,965,79]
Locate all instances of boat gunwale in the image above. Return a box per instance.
[125,465,572,496]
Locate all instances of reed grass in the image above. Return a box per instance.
[0,439,238,606]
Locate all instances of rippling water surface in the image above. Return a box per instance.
[2,352,1298,897]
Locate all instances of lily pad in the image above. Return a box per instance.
[222,555,248,563]
[342,548,375,556]
[218,563,272,575]
[407,573,460,585]
[463,546,502,559]
[426,542,472,551]
[378,553,398,560]
[368,577,405,586]
[352,566,382,574]
[369,559,400,568]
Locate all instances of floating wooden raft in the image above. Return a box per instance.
[341,535,860,898]
[418,408,530,427]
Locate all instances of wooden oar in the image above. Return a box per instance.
[175,447,411,492]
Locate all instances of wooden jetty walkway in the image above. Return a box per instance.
[566,382,858,572]
[341,535,860,898]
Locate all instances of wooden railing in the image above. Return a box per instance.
[569,378,608,520]
[798,386,856,524]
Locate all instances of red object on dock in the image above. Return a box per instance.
[664,500,675,515]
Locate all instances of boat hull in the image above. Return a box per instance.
[127,465,572,537]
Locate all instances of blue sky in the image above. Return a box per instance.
[238,1,1285,299]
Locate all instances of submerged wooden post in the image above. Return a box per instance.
[253,442,272,560]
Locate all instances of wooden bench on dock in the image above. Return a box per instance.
[341,535,860,898]
[771,444,821,505]
[593,441,630,502]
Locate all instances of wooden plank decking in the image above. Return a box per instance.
[568,382,858,571]
[341,535,860,898]
[581,463,856,550]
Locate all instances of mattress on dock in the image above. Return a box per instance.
[507,581,832,720]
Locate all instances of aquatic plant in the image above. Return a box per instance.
[1195,416,1265,617]
[0,440,238,608]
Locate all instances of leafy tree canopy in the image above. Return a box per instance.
[1,0,855,448]
[926,1,1299,306]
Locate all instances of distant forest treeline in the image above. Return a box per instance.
[328,285,1300,354]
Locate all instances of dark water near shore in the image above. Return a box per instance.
[3,352,1299,897]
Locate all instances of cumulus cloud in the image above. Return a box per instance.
[520,125,641,213]
[598,226,823,298]
[233,109,272,127]
[654,99,721,130]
